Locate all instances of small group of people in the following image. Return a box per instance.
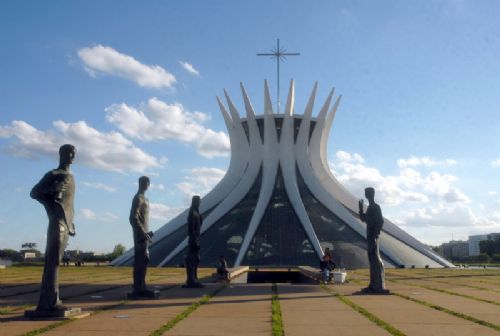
[320,247,336,284]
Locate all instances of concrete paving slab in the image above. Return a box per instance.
[41,284,218,336]
[332,283,499,336]
[165,284,272,336]
[279,284,390,336]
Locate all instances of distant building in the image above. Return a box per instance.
[23,252,37,260]
[439,240,469,259]
[468,233,500,256]
[469,234,488,256]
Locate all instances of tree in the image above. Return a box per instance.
[479,236,500,257]
[21,242,37,249]
[107,244,126,260]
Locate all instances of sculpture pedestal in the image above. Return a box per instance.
[127,290,160,300]
[182,282,205,288]
[24,307,87,319]
[359,287,391,295]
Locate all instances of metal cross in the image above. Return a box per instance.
[257,39,300,113]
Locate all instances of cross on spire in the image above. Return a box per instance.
[257,39,300,113]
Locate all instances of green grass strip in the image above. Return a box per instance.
[271,283,284,336]
[398,282,500,306]
[393,292,500,332]
[18,300,129,336]
[0,304,34,315]
[19,318,76,336]
[149,285,226,336]
[321,284,406,336]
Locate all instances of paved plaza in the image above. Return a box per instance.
[1,266,499,336]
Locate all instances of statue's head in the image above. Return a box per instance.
[191,195,201,209]
[364,187,375,201]
[138,176,150,191]
[59,144,76,165]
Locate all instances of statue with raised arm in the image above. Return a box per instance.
[25,144,81,317]
[358,187,389,294]
[128,176,158,299]
[183,195,204,288]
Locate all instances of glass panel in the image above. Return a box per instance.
[167,168,263,267]
[243,166,318,266]
[296,167,395,269]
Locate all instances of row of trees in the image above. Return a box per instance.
[0,243,127,264]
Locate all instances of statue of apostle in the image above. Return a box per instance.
[183,195,204,288]
[29,144,77,312]
[358,187,389,294]
[128,176,157,299]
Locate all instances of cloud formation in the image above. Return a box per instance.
[331,151,468,206]
[78,45,176,89]
[176,166,226,203]
[397,156,457,168]
[492,159,500,168]
[83,181,117,192]
[105,98,230,158]
[149,202,184,222]
[179,61,200,76]
[0,120,162,173]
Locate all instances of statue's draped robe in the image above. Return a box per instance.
[129,192,150,293]
[31,169,75,310]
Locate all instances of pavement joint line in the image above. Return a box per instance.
[0,272,175,299]
[148,284,226,336]
[350,273,500,305]
[349,276,500,332]
[389,279,500,306]
[320,284,406,336]
[392,292,500,332]
[412,277,500,293]
[271,283,284,336]
[12,284,179,335]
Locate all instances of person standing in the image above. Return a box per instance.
[358,187,389,294]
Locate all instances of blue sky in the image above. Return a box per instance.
[1,1,499,253]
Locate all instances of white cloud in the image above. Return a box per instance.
[397,156,457,168]
[78,45,176,89]
[78,208,118,222]
[102,212,119,222]
[179,61,200,76]
[492,159,500,168]
[150,183,166,191]
[0,120,162,173]
[149,202,183,222]
[400,203,500,229]
[83,181,117,192]
[488,191,497,196]
[105,97,230,158]
[176,167,226,202]
[79,208,97,220]
[331,151,469,206]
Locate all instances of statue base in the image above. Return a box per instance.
[182,282,205,288]
[127,290,160,300]
[24,307,87,319]
[358,287,391,295]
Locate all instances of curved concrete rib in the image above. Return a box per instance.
[158,85,265,267]
[281,83,324,259]
[309,97,452,267]
[235,81,279,266]
[296,92,403,266]
[111,94,249,267]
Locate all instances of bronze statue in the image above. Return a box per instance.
[128,176,158,299]
[183,195,204,288]
[27,144,79,315]
[358,187,389,294]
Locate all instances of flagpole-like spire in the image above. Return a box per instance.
[257,39,300,113]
